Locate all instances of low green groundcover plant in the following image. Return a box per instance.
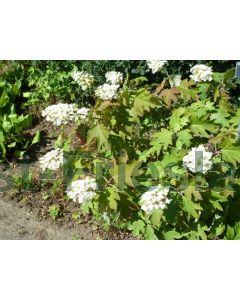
[0,62,35,159]
[37,61,240,239]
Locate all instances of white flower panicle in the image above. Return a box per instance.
[39,149,63,172]
[169,74,182,87]
[95,83,119,100]
[147,60,168,74]
[105,71,123,85]
[42,104,90,126]
[95,70,123,100]
[190,64,213,82]
[77,107,90,119]
[66,177,97,204]
[140,185,171,213]
[183,144,213,174]
[71,70,94,90]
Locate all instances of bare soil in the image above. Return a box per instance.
[0,194,96,240]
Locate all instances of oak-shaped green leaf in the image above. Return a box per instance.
[221,145,240,167]
[87,123,111,152]
[177,129,192,148]
[107,186,120,210]
[129,88,158,120]
[150,128,173,155]
[190,118,217,138]
[210,109,230,127]
[184,185,202,201]
[145,225,158,240]
[163,229,182,240]
[182,197,201,219]
[128,220,145,237]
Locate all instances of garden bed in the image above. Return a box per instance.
[1,60,240,240]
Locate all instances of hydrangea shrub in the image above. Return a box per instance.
[62,65,240,240]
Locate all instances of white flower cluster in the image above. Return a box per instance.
[105,71,123,85]
[95,71,123,100]
[183,144,213,174]
[147,60,168,74]
[71,70,94,90]
[140,185,171,213]
[39,148,63,172]
[95,83,120,100]
[66,177,97,204]
[42,104,89,126]
[190,64,213,82]
[169,74,182,87]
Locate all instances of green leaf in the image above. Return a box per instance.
[12,80,21,96]
[215,224,225,236]
[225,225,235,240]
[233,223,240,240]
[145,225,158,240]
[0,141,6,156]
[196,224,208,240]
[161,152,180,168]
[55,134,63,148]
[150,128,173,156]
[7,142,16,148]
[129,88,158,119]
[31,130,40,145]
[190,118,217,138]
[23,92,32,98]
[224,68,235,81]
[210,109,230,127]
[17,114,32,129]
[2,117,12,133]
[150,209,163,227]
[129,76,148,87]
[107,186,120,210]
[0,93,9,108]
[212,72,224,83]
[87,123,111,152]
[177,129,192,148]
[182,197,201,219]
[170,107,186,132]
[184,185,202,201]
[0,131,5,143]
[163,229,182,240]
[210,200,223,211]
[178,80,198,101]
[128,220,145,237]
[221,145,240,167]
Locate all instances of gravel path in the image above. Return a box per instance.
[0,195,96,240]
